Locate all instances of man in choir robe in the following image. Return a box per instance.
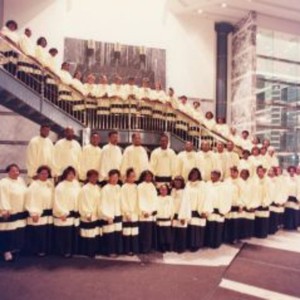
[249,147,262,176]
[266,147,279,170]
[238,150,253,177]
[79,132,102,181]
[120,133,149,180]
[99,131,123,182]
[213,142,227,180]
[215,117,230,138]
[26,124,55,178]
[150,133,176,187]
[176,141,198,181]
[54,127,82,177]
[241,130,252,151]
[225,141,240,178]
[198,141,214,182]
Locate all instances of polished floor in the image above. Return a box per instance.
[0,230,299,300]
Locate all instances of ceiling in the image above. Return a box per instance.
[167,0,300,24]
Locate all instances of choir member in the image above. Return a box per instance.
[284,166,299,230]
[151,82,167,131]
[185,168,212,251]
[224,167,243,244]
[192,101,204,123]
[99,131,123,182]
[156,184,174,252]
[121,168,139,255]
[266,147,279,170]
[78,169,101,258]
[0,164,27,261]
[249,147,262,176]
[202,111,216,131]
[25,165,53,256]
[84,73,98,128]
[240,130,253,151]
[150,133,176,187]
[79,132,102,181]
[34,37,48,92]
[54,127,82,177]
[228,128,243,148]
[225,141,240,178]
[262,139,271,149]
[53,166,81,257]
[58,62,73,109]
[215,117,230,138]
[253,166,271,238]
[137,170,158,253]
[198,141,214,182]
[205,170,232,248]
[100,169,122,256]
[26,124,55,179]
[138,78,153,130]
[165,87,177,131]
[70,71,86,122]
[0,20,19,44]
[121,133,149,180]
[238,150,252,177]
[171,176,189,253]
[259,147,269,169]
[239,169,256,239]
[176,141,198,181]
[213,142,227,180]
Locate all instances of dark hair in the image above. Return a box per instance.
[108,130,118,138]
[37,37,47,47]
[251,147,260,154]
[240,169,250,179]
[40,124,50,129]
[205,111,214,118]
[36,165,52,178]
[160,133,169,139]
[211,170,221,179]
[6,20,18,29]
[159,184,171,195]
[61,166,76,181]
[5,163,20,173]
[108,169,120,178]
[172,176,185,189]
[49,48,58,54]
[242,130,249,135]
[86,169,99,179]
[179,95,187,100]
[61,62,70,69]
[168,87,174,93]
[128,76,135,81]
[230,166,239,173]
[242,150,251,156]
[287,166,296,173]
[126,167,135,178]
[256,165,265,172]
[188,168,202,181]
[139,170,154,183]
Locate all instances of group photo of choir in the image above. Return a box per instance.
[0,123,299,263]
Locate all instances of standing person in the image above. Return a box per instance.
[0,164,27,261]
[253,166,271,238]
[185,168,212,251]
[99,131,123,183]
[176,141,199,181]
[284,166,299,230]
[156,185,174,252]
[240,130,253,151]
[150,133,176,187]
[34,37,48,92]
[138,78,153,130]
[238,150,252,177]
[79,132,102,182]
[205,171,232,249]
[202,111,216,131]
[249,147,262,176]
[215,117,230,138]
[198,141,214,182]
[266,147,279,170]
[137,170,158,254]
[84,73,98,128]
[213,142,227,180]
[25,166,54,256]
[120,133,149,180]
[171,176,189,254]
[53,166,81,258]
[100,169,122,257]
[54,127,82,178]
[225,141,240,178]
[78,170,101,258]
[26,124,55,179]
[121,168,139,255]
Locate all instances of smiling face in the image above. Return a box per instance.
[38,169,50,181]
[8,165,20,180]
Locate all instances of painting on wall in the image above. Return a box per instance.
[63,37,166,88]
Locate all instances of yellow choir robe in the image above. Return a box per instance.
[238,158,253,177]
[213,151,227,179]
[137,182,158,221]
[18,34,35,57]
[54,138,82,176]
[0,26,19,44]
[251,177,271,210]
[26,135,56,177]
[176,150,199,181]
[215,124,230,137]
[121,183,139,223]
[225,151,240,178]
[238,179,257,210]
[35,45,49,67]
[197,151,214,181]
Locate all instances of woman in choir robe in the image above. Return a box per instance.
[224,167,244,244]
[239,169,256,239]
[0,164,27,261]
[25,165,54,256]
[137,170,158,254]
[78,170,101,258]
[53,166,81,258]
[283,166,299,230]
[185,168,212,251]
[205,170,232,249]
[171,176,188,253]
[253,166,271,238]
[121,168,139,255]
[156,184,174,252]
[100,169,122,256]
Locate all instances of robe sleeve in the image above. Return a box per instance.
[99,187,114,220]
[26,139,37,178]
[78,188,92,219]
[25,183,42,217]
[178,189,192,220]
[53,185,69,217]
[0,180,12,212]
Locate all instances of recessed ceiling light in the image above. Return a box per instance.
[221,2,227,8]
[197,9,203,14]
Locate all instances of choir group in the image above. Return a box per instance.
[0,125,299,263]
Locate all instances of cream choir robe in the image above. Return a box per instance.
[203,118,216,131]
[240,138,253,151]
[249,155,262,175]
[225,151,240,178]
[54,138,82,176]
[71,78,87,96]
[45,54,59,75]
[0,177,27,252]
[35,45,49,67]
[198,151,214,182]
[215,124,230,138]
[108,83,127,99]
[120,145,149,179]
[18,34,35,57]
[79,144,102,181]
[26,135,56,178]
[99,143,122,181]
[206,181,232,248]
[175,150,199,181]
[0,26,19,44]
[259,155,269,169]
[284,175,299,230]
[238,159,253,177]
[25,179,54,254]
[252,177,271,238]
[213,151,227,179]
[150,147,177,183]
[138,182,158,252]
[266,154,279,170]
